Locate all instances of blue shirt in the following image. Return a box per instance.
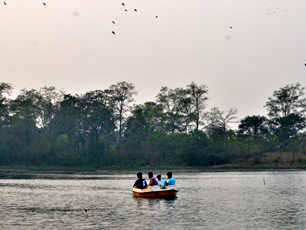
[167,177,175,185]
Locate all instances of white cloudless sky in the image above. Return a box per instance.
[1,0,306,127]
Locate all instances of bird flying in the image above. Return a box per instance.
[4,1,6,5]
[43,2,46,5]
[134,9,137,12]
[122,3,125,6]
[112,31,115,35]
[112,21,115,24]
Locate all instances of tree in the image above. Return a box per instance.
[121,105,150,165]
[107,81,137,149]
[156,86,191,134]
[8,87,65,163]
[186,82,209,131]
[238,115,269,138]
[265,83,306,118]
[0,83,13,126]
[205,107,238,137]
[237,115,271,158]
[269,113,306,150]
[179,130,211,166]
[141,102,165,132]
[124,105,152,137]
[265,83,306,150]
[78,90,116,164]
[56,94,86,156]
[37,86,64,129]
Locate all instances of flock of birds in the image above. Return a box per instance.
[111,2,158,35]
[2,1,281,36]
[2,1,159,36]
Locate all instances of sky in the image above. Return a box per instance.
[1,0,306,127]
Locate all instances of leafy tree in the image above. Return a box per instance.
[265,83,306,150]
[238,115,269,138]
[269,113,306,150]
[285,137,303,163]
[142,132,180,166]
[156,86,191,134]
[0,82,13,98]
[10,89,43,123]
[120,105,149,165]
[124,105,150,139]
[121,103,165,166]
[56,94,88,157]
[0,82,13,126]
[9,89,43,162]
[125,102,165,133]
[8,87,64,163]
[52,134,79,166]
[0,83,14,163]
[179,130,211,166]
[265,83,306,118]
[141,102,165,132]
[79,90,116,164]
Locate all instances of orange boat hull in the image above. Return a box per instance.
[133,185,178,198]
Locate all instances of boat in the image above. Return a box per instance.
[132,185,178,198]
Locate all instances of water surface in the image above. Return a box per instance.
[1,170,306,229]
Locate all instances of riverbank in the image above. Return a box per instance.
[1,152,306,173]
[210,151,306,170]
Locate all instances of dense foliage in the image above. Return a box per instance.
[1,82,306,167]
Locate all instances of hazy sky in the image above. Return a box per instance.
[1,0,306,124]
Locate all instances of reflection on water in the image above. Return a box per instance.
[133,197,177,226]
[1,171,306,229]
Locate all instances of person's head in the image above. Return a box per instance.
[166,172,172,179]
[148,172,153,178]
[156,173,161,180]
[137,172,142,179]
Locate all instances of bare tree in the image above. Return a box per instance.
[107,81,137,148]
[187,82,209,131]
[205,107,238,136]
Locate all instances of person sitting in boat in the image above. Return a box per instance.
[133,172,147,189]
[148,172,158,186]
[156,173,165,189]
[165,172,176,186]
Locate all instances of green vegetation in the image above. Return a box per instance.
[1,82,306,168]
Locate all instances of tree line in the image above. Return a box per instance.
[0,81,306,167]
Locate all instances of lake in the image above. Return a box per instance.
[1,170,306,229]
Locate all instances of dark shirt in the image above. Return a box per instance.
[133,179,147,189]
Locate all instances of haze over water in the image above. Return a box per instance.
[1,170,306,229]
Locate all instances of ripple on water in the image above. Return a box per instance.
[1,171,306,229]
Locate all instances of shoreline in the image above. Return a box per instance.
[1,152,306,173]
[1,164,306,174]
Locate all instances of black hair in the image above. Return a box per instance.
[137,172,142,178]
